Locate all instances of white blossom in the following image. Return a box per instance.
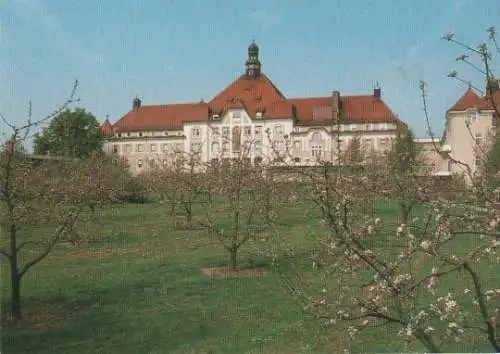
[406,324,413,337]
[420,240,431,250]
[424,326,435,334]
[444,299,458,313]
[347,326,358,338]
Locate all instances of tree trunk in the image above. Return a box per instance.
[10,263,22,320]
[229,246,237,270]
[9,225,22,320]
[185,203,192,225]
[399,201,412,224]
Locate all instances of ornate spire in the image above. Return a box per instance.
[245,39,261,78]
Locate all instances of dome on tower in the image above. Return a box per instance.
[248,40,259,54]
[245,39,261,78]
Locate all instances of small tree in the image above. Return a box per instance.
[385,129,424,223]
[0,83,125,320]
[201,146,276,269]
[149,147,205,227]
[344,135,363,166]
[33,108,103,158]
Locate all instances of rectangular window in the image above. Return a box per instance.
[137,159,143,168]
[222,127,229,137]
[112,144,119,153]
[191,128,200,137]
[137,144,144,153]
[254,141,262,154]
[150,144,157,152]
[336,139,346,152]
[254,126,262,136]
[312,145,323,158]
[125,144,132,153]
[233,112,241,119]
[468,110,477,124]
[212,127,220,136]
[475,133,483,146]
[362,139,373,151]
[244,126,252,136]
[161,143,168,152]
[293,140,301,154]
[379,138,388,150]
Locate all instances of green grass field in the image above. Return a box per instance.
[1,199,498,353]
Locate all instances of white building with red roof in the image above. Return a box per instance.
[101,41,413,174]
[440,86,500,180]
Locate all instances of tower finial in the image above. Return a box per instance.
[245,40,261,78]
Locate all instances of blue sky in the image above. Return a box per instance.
[1,0,499,146]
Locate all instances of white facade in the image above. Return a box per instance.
[103,109,403,174]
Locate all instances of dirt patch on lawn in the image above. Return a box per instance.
[202,267,265,278]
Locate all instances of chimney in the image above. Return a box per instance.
[373,87,381,99]
[132,97,142,110]
[332,90,340,121]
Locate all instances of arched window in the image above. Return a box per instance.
[311,131,322,142]
[232,126,241,152]
[274,124,284,138]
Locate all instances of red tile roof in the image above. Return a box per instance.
[288,95,403,126]
[107,72,405,132]
[112,102,209,132]
[449,88,500,111]
[209,73,288,118]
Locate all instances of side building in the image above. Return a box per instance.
[414,85,500,184]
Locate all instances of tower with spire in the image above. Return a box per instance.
[245,39,261,79]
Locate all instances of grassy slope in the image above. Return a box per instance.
[1,200,498,353]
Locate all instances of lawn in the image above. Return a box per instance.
[1,199,498,353]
